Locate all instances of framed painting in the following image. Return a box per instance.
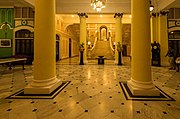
[0,39,11,48]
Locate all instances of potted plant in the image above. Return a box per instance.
[79,42,85,52]
[116,42,123,52]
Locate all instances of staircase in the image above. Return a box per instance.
[89,40,114,60]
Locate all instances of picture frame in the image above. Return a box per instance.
[0,39,12,48]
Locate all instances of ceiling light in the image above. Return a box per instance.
[150,5,154,11]
[150,0,154,11]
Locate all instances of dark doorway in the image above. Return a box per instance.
[168,30,180,57]
[56,34,60,61]
[168,40,180,57]
[15,29,34,64]
[69,38,72,58]
[122,45,127,56]
[56,41,59,61]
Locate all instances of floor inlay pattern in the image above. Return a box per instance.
[119,82,175,101]
[6,81,71,99]
[0,57,180,119]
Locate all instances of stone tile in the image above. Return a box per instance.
[0,57,180,119]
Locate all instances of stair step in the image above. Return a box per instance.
[90,40,114,60]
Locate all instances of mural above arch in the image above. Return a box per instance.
[15,29,34,38]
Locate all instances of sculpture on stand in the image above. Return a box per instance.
[117,42,123,65]
[79,42,85,65]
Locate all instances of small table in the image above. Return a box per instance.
[97,56,106,65]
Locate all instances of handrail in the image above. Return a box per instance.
[87,37,98,58]
[109,37,115,52]
[90,37,98,51]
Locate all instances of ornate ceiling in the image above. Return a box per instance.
[0,0,180,14]
[56,0,131,14]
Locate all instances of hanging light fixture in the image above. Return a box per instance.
[150,0,154,11]
[91,0,106,12]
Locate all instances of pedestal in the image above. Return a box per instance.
[118,51,122,65]
[79,51,84,65]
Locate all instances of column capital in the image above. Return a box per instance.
[114,13,123,18]
[159,11,169,16]
[151,12,159,17]
[78,13,88,18]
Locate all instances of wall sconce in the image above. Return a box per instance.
[150,5,154,11]
[88,41,91,49]
[113,42,116,45]
[113,42,116,49]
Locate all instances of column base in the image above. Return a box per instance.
[127,79,160,96]
[114,60,123,65]
[84,60,88,64]
[114,60,118,64]
[24,79,62,94]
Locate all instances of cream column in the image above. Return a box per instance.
[24,0,62,94]
[78,13,88,64]
[150,13,158,43]
[114,13,123,64]
[158,11,169,66]
[127,0,159,96]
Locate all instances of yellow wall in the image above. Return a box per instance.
[55,15,79,59]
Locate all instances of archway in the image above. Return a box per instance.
[100,25,108,41]
[15,29,34,64]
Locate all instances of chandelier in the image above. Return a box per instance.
[91,0,106,12]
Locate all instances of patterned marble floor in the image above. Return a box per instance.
[0,57,179,119]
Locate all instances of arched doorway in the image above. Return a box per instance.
[100,26,108,41]
[168,30,180,56]
[56,34,60,61]
[15,29,34,64]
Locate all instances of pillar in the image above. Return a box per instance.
[127,0,159,96]
[114,13,123,64]
[150,13,158,43]
[158,11,169,66]
[78,13,88,64]
[24,0,62,94]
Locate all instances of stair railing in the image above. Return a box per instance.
[87,37,98,58]
[90,37,97,51]
[109,37,115,53]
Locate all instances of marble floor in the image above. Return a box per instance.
[0,57,180,119]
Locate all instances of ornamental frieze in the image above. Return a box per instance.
[168,20,180,28]
[15,19,34,28]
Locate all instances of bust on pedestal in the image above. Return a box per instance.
[117,42,123,65]
[79,42,85,65]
